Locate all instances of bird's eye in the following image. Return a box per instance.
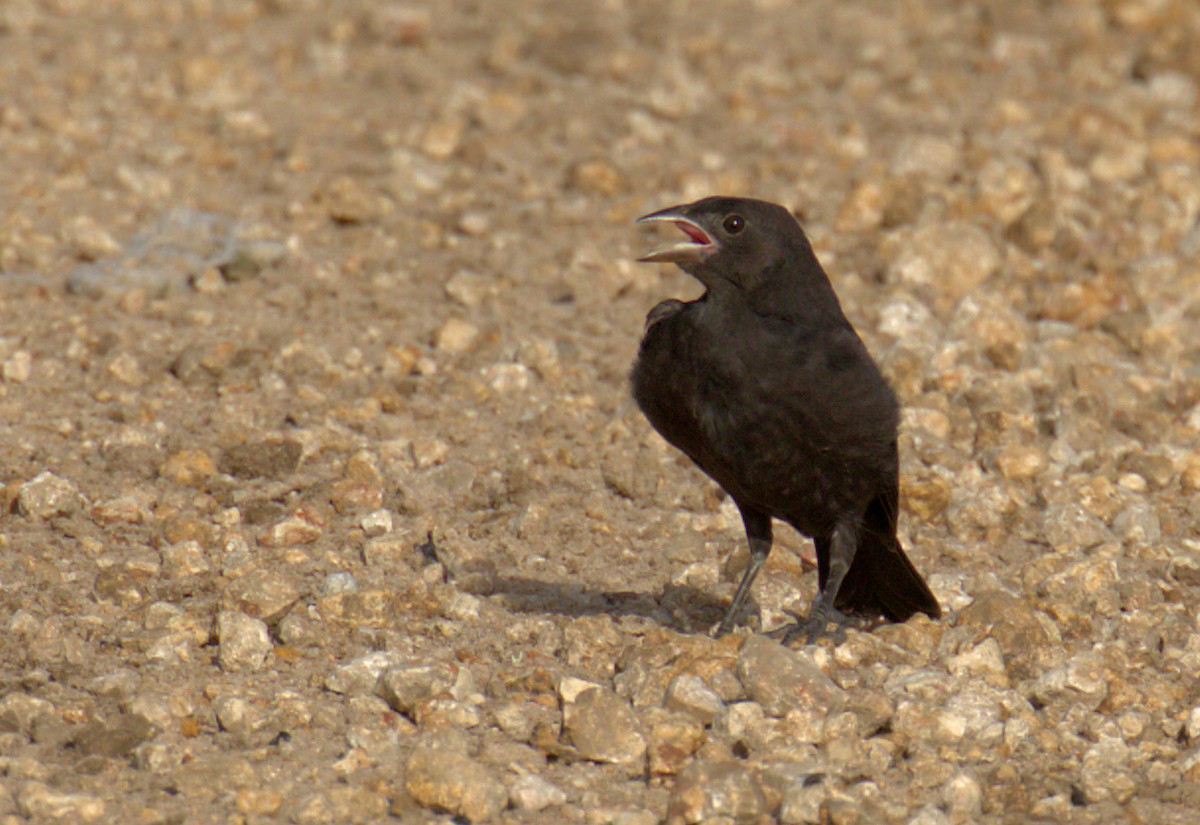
[723,214,745,234]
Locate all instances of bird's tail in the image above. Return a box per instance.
[832,491,940,622]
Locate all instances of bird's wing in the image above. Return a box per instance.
[689,320,898,523]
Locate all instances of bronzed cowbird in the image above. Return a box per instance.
[631,196,940,641]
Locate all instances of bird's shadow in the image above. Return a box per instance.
[489,575,738,635]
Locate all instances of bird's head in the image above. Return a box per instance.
[636,196,809,291]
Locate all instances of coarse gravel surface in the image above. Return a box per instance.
[2,1,1200,823]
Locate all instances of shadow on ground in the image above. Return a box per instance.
[488,575,743,635]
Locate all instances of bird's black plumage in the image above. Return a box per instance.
[631,196,940,640]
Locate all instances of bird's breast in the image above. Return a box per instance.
[632,304,895,532]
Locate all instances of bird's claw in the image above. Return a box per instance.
[770,605,854,646]
[710,607,759,639]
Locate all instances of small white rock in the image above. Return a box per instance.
[444,270,489,307]
[17,472,83,520]
[482,362,531,392]
[558,676,603,704]
[508,774,567,812]
[361,509,393,537]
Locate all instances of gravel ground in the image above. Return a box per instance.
[2,1,1200,823]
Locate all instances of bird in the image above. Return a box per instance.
[630,196,940,642]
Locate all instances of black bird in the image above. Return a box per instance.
[631,196,940,641]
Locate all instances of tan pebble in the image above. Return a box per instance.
[106,353,147,387]
[902,472,953,520]
[421,119,463,160]
[91,495,150,525]
[160,449,217,486]
[834,180,885,233]
[259,510,324,547]
[444,270,489,307]
[234,790,283,816]
[1181,454,1200,492]
[191,267,225,294]
[117,288,147,314]
[458,212,489,236]
[976,157,1039,226]
[326,176,391,224]
[328,479,384,513]
[647,711,705,776]
[373,6,431,45]
[1116,473,1147,492]
[995,442,1046,481]
[3,350,32,383]
[412,438,450,468]
[62,215,122,260]
[345,451,383,483]
[1075,476,1123,523]
[435,318,479,353]
[570,159,625,195]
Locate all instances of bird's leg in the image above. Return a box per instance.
[714,506,772,637]
[796,519,859,643]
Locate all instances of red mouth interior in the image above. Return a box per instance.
[675,221,712,245]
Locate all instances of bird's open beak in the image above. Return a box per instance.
[636,206,716,264]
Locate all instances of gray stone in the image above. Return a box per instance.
[508,773,567,812]
[736,635,845,718]
[493,701,544,743]
[360,509,393,536]
[666,760,767,825]
[220,439,302,479]
[220,568,302,623]
[213,695,267,740]
[1041,501,1112,551]
[134,741,183,773]
[664,674,725,726]
[562,687,646,770]
[324,651,408,695]
[320,571,358,596]
[71,713,155,758]
[216,610,272,672]
[161,540,210,578]
[0,693,55,735]
[378,660,469,719]
[907,805,952,825]
[944,771,983,824]
[17,782,106,823]
[405,743,507,823]
[277,605,321,647]
[219,239,289,282]
[1112,501,1161,547]
[612,812,659,825]
[645,708,705,776]
[294,786,391,824]
[779,777,830,825]
[16,471,83,519]
[1079,737,1136,804]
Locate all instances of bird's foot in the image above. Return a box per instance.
[708,616,748,639]
[769,606,856,646]
[709,608,760,640]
